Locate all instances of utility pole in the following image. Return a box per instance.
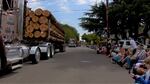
[0,0,2,32]
[106,0,109,38]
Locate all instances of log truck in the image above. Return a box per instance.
[0,0,65,72]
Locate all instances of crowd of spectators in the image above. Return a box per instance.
[98,38,150,84]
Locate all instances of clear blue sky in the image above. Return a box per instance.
[28,0,108,36]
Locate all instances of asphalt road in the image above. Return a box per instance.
[0,47,133,84]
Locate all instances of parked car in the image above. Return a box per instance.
[119,40,147,49]
[118,40,131,49]
[68,43,76,47]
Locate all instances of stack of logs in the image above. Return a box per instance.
[24,8,64,42]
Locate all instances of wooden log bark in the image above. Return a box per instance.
[28,32,33,38]
[24,31,28,38]
[40,24,48,31]
[51,24,64,37]
[26,8,31,16]
[29,21,34,25]
[35,8,43,16]
[33,23,40,30]
[29,11,35,18]
[25,21,29,27]
[26,10,30,16]
[39,16,48,24]
[26,16,30,22]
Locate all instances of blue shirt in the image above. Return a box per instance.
[135,70,150,84]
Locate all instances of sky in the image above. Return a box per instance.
[28,0,107,36]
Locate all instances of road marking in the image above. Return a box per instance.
[80,61,91,63]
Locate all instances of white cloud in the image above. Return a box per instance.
[31,0,37,2]
[58,0,71,13]
[77,0,87,5]
[60,5,71,13]
[76,0,105,5]
[28,1,43,10]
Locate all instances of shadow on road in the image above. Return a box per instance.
[0,70,19,79]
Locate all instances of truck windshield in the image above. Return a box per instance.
[3,0,14,11]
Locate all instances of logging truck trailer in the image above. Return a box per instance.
[0,0,65,71]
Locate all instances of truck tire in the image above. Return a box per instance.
[43,46,51,59]
[59,45,65,52]
[50,45,54,58]
[0,36,7,73]
[32,48,41,64]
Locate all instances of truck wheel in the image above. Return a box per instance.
[50,45,54,58]
[47,46,51,58]
[0,56,8,74]
[59,45,65,52]
[43,46,50,59]
[32,48,41,64]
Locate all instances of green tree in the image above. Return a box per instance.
[80,0,150,40]
[82,33,102,45]
[109,0,150,39]
[80,2,106,35]
[61,24,79,43]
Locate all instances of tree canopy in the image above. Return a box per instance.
[61,24,79,43]
[80,0,150,40]
[109,0,150,39]
[82,33,102,45]
[80,2,106,36]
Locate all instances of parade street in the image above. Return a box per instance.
[0,47,133,84]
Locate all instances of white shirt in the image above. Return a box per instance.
[130,39,138,49]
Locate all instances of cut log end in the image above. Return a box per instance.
[35,8,43,16]
[32,16,39,23]
[34,31,41,38]
[39,16,48,24]
[41,32,47,38]
[40,24,48,31]
[26,25,34,33]
[42,10,50,17]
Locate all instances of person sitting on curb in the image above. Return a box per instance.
[146,48,150,57]
[122,45,147,73]
[129,37,138,55]
[111,44,125,64]
[131,57,150,84]
[118,48,132,67]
